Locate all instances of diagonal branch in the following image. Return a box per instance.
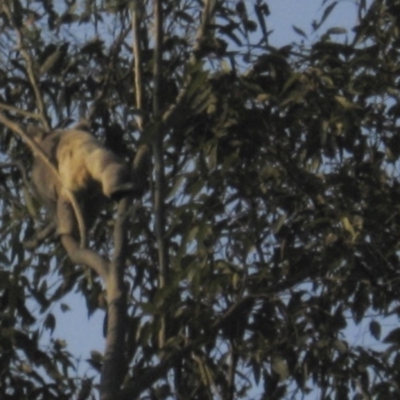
[152,0,169,349]
[0,102,41,120]
[3,2,50,130]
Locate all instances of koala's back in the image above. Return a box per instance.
[56,130,103,193]
[56,129,129,198]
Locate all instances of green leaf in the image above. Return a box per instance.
[39,48,63,75]
[44,313,56,334]
[370,320,381,340]
[326,27,347,35]
[314,2,338,30]
[271,356,289,381]
[383,327,400,344]
[335,96,359,109]
[292,25,307,39]
[175,10,194,23]
[333,339,348,354]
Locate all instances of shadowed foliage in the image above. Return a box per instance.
[1,0,400,399]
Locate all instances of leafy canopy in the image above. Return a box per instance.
[1,0,400,399]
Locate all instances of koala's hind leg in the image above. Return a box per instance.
[102,163,134,200]
[86,149,133,200]
[56,194,78,237]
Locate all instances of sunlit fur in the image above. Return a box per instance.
[29,126,132,238]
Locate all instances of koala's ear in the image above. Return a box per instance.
[26,124,48,141]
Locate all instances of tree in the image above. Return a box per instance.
[0,0,400,399]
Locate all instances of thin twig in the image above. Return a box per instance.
[0,102,41,119]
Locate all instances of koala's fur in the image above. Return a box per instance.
[28,126,133,239]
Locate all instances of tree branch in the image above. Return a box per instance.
[152,0,169,349]
[227,342,237,400]
[0,102,41,120]
[100,196,131,400]
[2,2,50,130]
[131,0,145,131]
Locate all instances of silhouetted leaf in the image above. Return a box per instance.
[383,328,400,345]
[293,25,307,39]
[370,320,381,340]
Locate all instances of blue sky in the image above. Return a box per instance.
[269,0,361,45]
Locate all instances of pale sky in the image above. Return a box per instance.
[269,0,360,45]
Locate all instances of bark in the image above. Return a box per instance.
[152,0,169,349]
[100,196,131,400]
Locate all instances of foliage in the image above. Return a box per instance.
[1,0,400,399]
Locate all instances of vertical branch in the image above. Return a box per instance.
[152,0,168,348]
[193,0,216,57]
[131,0,151,196]
[132,0,145,131]
[100,196,131,400]
[152,0,163,122]
[227,342,238,400]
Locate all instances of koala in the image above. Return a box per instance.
[26,125,134,245]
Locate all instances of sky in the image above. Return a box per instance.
[48,0,367,392]
[269,0,362,46]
